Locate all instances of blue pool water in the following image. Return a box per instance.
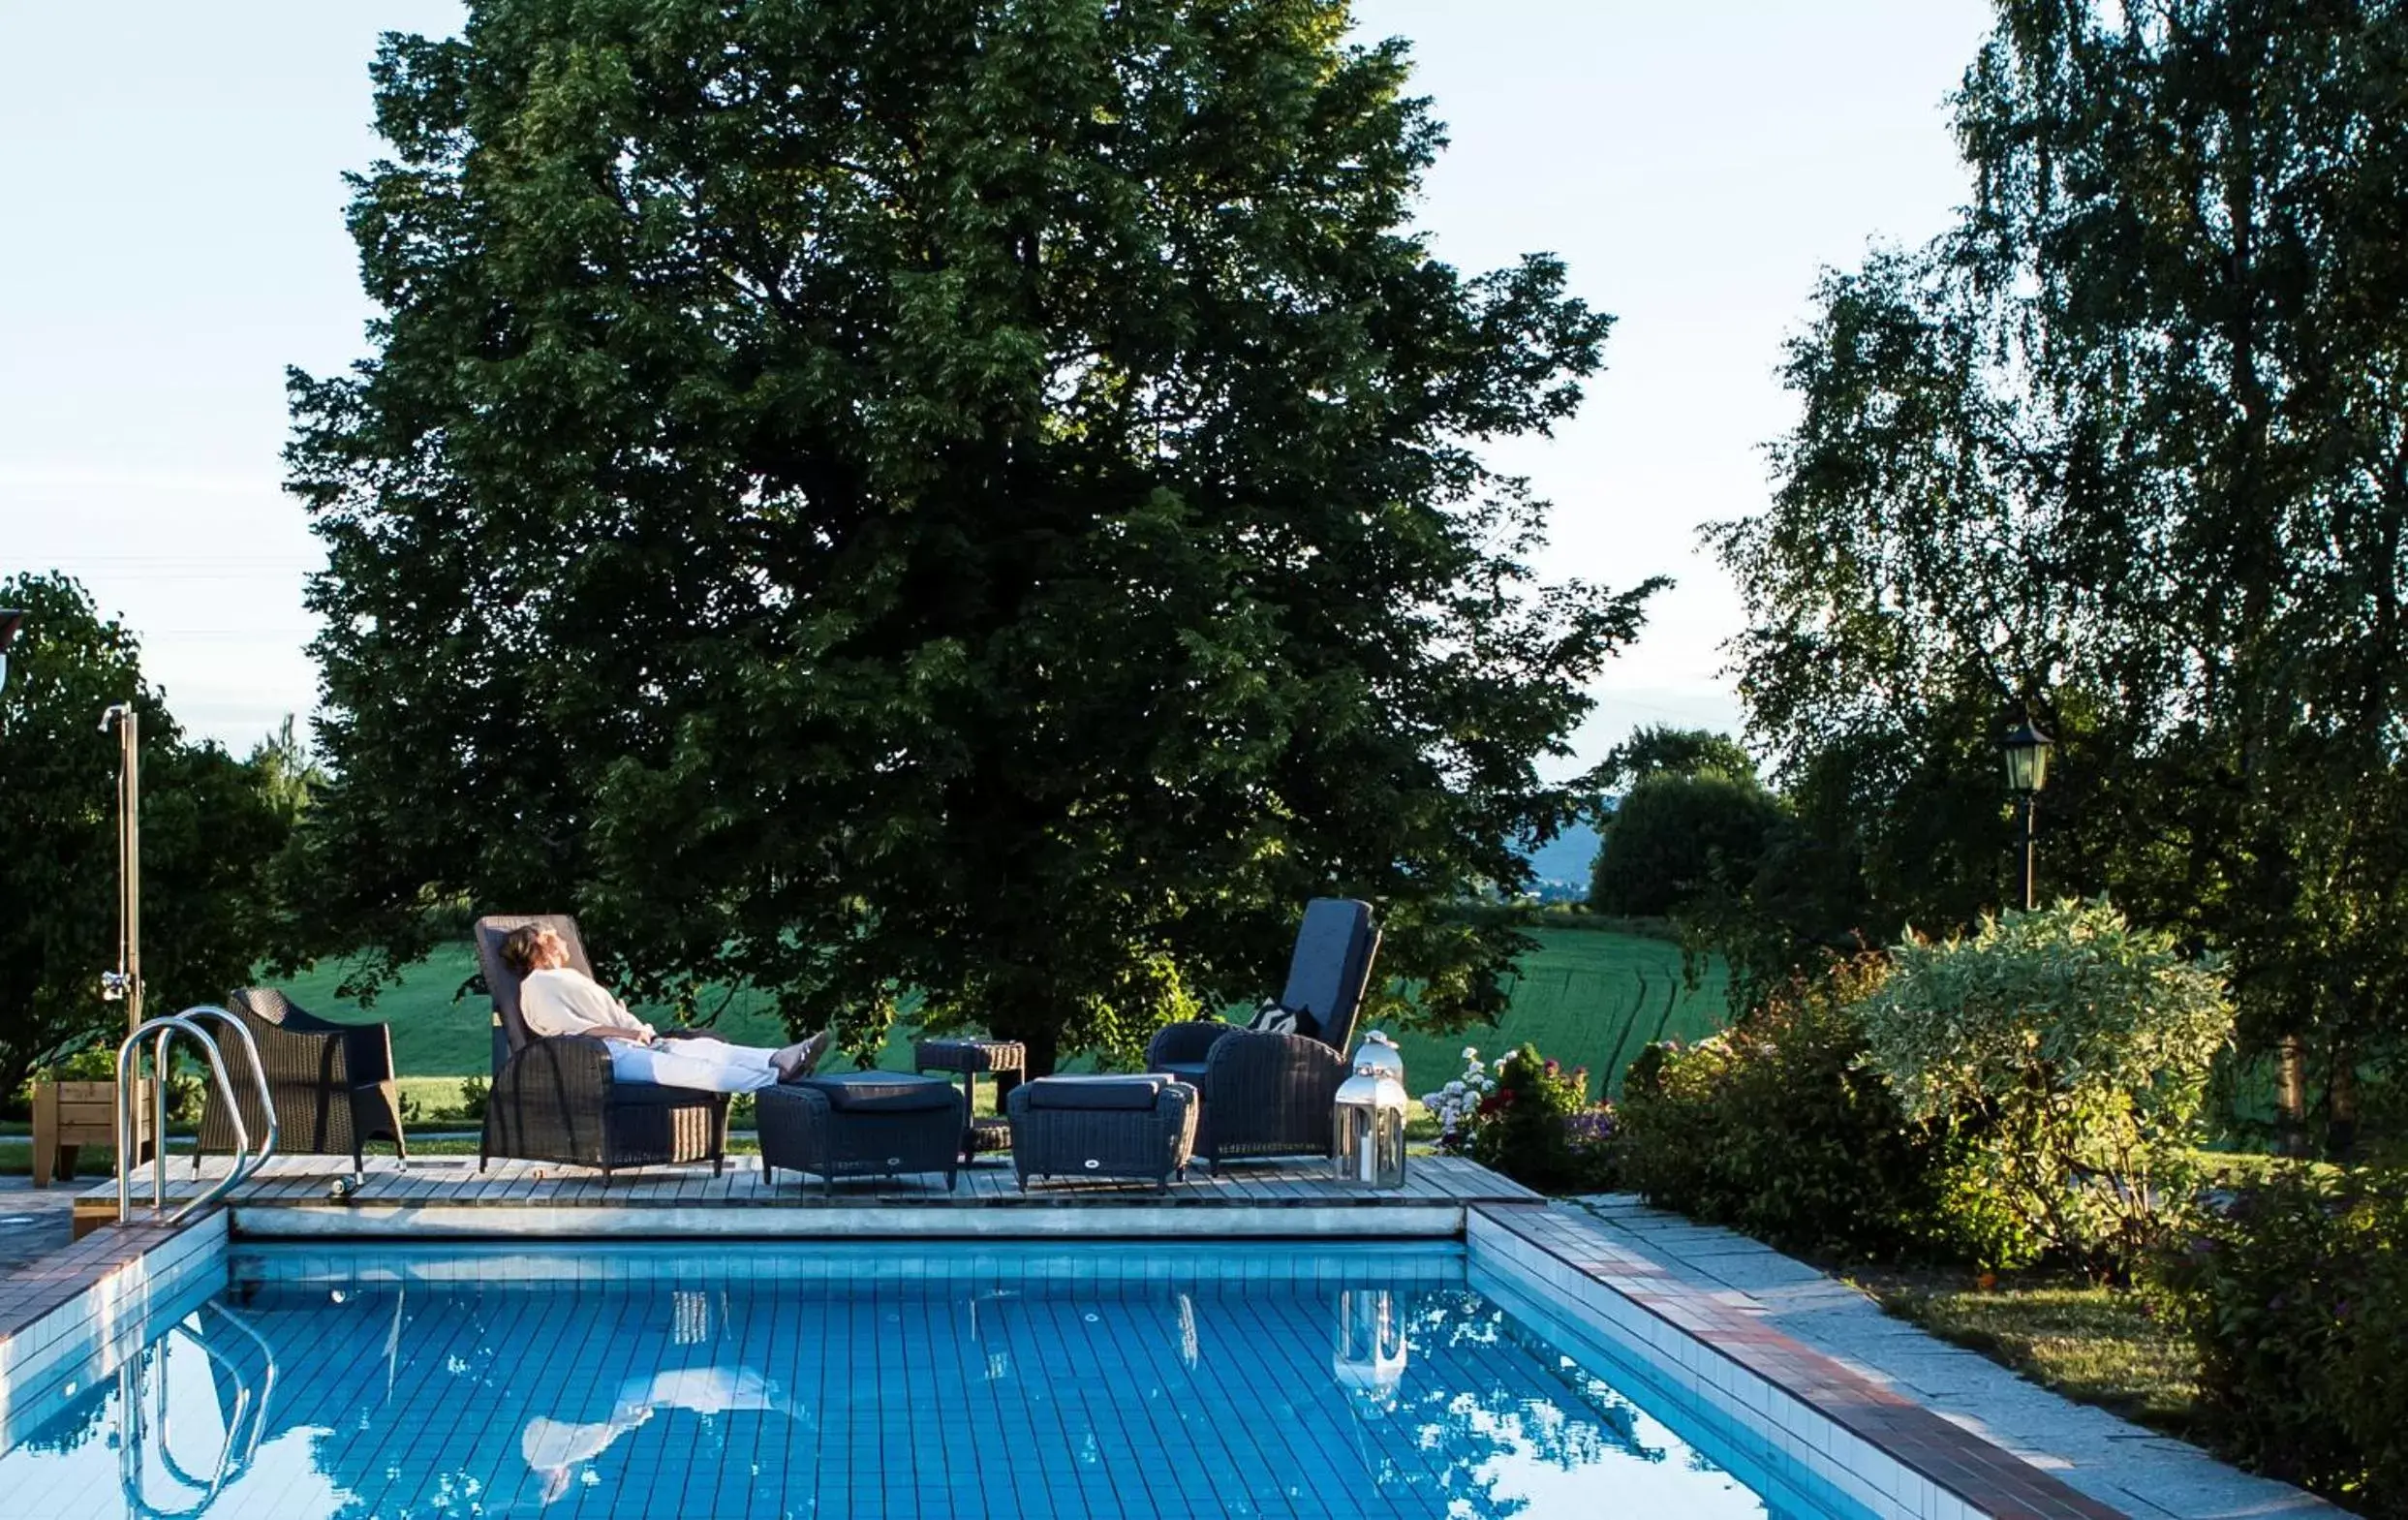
[2,1243,1864,1519]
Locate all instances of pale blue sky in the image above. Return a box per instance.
[0,1,1992,762]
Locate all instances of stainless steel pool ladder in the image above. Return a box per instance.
[114,1300,278,1517]
[115,1007,280,1224]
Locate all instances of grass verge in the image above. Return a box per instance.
[1845,1265,2201,1440]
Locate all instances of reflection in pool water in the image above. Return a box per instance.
[2,1254,1813,1519]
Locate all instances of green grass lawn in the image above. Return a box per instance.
[1378,927,1728,1101]
[270,925,1729,1113]
[1847,1265,2201,1440]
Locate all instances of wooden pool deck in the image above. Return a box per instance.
[76,1152,1538,1240]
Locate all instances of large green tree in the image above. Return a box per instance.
[1714,0,2408,1148]
[0,574,293,1102]
[1587,727,1778,920]
[289,0,1660,1071]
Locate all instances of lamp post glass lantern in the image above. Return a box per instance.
[2000,716,2053,912]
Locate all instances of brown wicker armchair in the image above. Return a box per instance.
[472,914,731,1176]
[1145,898,1381,1166]
[197,988,408,1174]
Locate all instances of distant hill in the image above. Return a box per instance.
[1519,821,1602,899]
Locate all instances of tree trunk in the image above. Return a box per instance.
[2326,1053,2359,1161]
[989,1014,1061,1099]
[2273,1032,2310,1157]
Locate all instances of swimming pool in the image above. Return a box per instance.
[1,1241,1872,1519]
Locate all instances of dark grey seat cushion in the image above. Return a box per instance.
[1022,1074,1176,1111]
[791,1070,959,1114]
[1156,1061,1208,1085]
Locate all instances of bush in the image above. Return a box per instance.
[1422,1046,1498,1153]
[1466,1045,1617,1194]
[2150,1165,2408,1516]
[1431,1044,1617,1194]
[1589,771,1785,917]
[1856,900,2234,1279]
[1618,955,1942,1259]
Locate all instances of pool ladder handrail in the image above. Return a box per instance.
[115,1300,279,1517]
[116,1006,280,1224]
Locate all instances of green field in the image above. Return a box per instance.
[273,926,1730,1111]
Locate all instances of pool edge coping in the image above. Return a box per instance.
[5,1194,2229,1520]
[1467,1201,2122,1520]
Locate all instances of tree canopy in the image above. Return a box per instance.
[1587,771,1784,921]
[1713,0,2408,1148]
[1587,727,1777,920]
[0,574,293,1101]
[1595,725,1756,792]
[288,0,1661,1070]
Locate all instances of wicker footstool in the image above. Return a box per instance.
[914,1038,1026,1163]
[1005,1074,1197,1193]
[757,1072,966,1197]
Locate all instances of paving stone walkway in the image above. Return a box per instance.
[0,1180,77,1276]
[1570,1194,2338,1520]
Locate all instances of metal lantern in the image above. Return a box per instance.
[2000,716,2053,794]
[1332,1288,1406,1408]
[1352,1029,1406,1086]
[1333,1060,1408,1190]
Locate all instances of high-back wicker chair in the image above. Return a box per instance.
[472,914,730,1176]
[197,988,408,1175]
[1144,898,1381,1165]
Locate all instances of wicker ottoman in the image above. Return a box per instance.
[757,1072,966,1197]
[1006,1074,1198,1193]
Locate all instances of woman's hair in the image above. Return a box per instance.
[501,924,552,977]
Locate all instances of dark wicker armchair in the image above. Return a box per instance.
[1145,898,1381,1166]
[472,914,730,1176]
[197,988,408,1174]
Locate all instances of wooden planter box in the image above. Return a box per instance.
[29,1077,150,1189]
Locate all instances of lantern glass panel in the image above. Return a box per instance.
[2001,722,2053,791]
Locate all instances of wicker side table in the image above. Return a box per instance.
[913,1038,1027,1164]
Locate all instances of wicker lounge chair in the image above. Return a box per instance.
[756,1071,966,1197]
[1007,1074,1198,1192]
[1144,897,1380,1166]
[196,988,409,1174]
[472,914,731,1176]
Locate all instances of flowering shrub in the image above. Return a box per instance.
[1422,1044,1617,1193]
[1463,1044,1618,1194]
[1562,1102,1620,1190]
[1421,1046,1499,1155]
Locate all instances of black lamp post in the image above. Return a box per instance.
[0,609,23,693]
[2000,715,2053,911]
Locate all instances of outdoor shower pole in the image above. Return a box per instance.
[102,703,141,1039]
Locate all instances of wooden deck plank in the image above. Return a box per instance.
[78,1148,1517,1216]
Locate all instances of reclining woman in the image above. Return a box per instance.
[499,924,830,1093]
